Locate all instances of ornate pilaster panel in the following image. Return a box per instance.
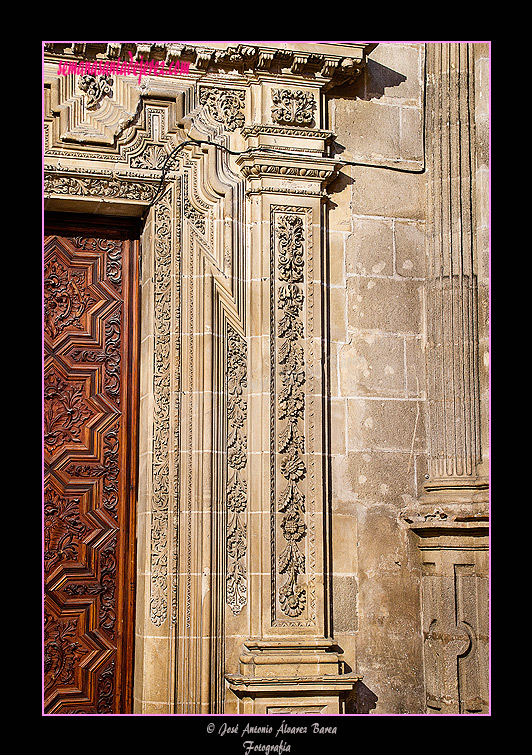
[270,206,315,626]
[149,187,176,628]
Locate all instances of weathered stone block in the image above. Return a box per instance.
[333,450,420,503]
[338,332,407,398]
[346,216,394,276]
[332,575,359,633]
[394,220,425,278]
[347,398,425,453]
[347,276,423,334]
[350,166,426,220]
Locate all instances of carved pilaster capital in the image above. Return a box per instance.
[236,150,340,196]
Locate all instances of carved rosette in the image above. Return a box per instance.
[271,209,310,620]
[226,325,248,615]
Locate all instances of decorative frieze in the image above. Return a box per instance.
[44,171,157,202]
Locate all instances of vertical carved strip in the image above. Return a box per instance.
[272,209,308,619]
[226,324,248,614]
[150,189,172,626]
[171,181,181,628]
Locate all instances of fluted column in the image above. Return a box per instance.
[423,42,487,504]
[409,43,490,716]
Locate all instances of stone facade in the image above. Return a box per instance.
[43,41,490,715]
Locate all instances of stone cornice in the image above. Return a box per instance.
[43,41,371,88]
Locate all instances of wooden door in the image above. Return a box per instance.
[43,214,140,714]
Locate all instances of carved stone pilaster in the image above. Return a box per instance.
[226,113,358,713]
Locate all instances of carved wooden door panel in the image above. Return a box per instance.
[43,214,140,714]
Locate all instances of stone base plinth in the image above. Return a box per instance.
[225,639,361,714]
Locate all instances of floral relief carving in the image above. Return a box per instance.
[271,89,316,126]
[130,143,168,171]
[44,612,88,691]
[150,191,173,626]
[44,488,89,573]
[44,255,96,340]
[199,86,245,131]
[44,370,94,452]
[226,325,248,615]
[96,659,116,714]
[274,212,308,618]
[44,173,157,202]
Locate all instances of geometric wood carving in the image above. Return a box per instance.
[43,214,139,714]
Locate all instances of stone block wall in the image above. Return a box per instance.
[325,41,489,714]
